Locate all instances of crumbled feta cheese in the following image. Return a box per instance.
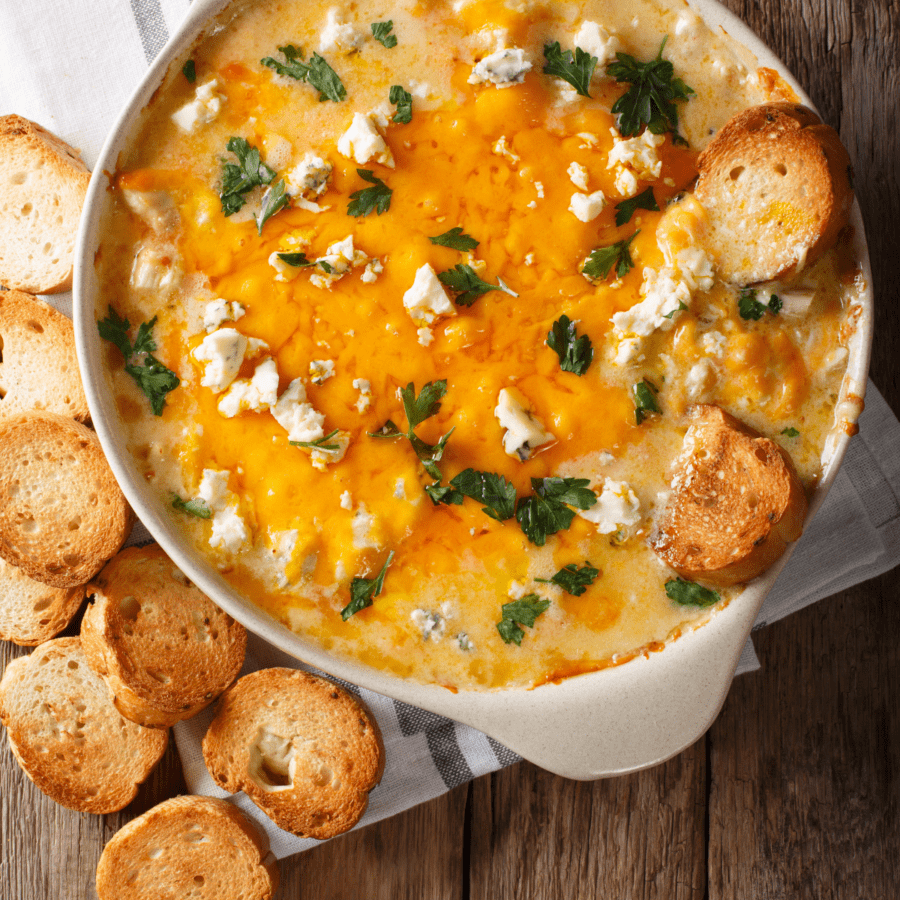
[217,357,279,417]
[340,490,353,510]
[130,245,180,292]
[311,431,349,470]
[121,189,178,233]
[318,8,367,54]
[193,328,248,393]
[403,264,455,325]
[524,252,535,266]
[270,529,299,588]
[456,633,475,652]
[578,478,641,534]
[567,162,589,191]
[203,299,246,332]
[607,129,664,197]
[271,378,326,443]
[685,358,717,401]
[411,608,446,641]
[309,359,335,385]
[569,190,607,222]
[614,268,692,338]
[361,258,383,283]
[352,503,378,549]
[492,135,520,164]
[198,468,250,553]
[268,251,302,283]
[198,468,231,510]
[495,388,555,461]
[310,234,375,289]
[337,113,394,167]
[353,378,372,412]
[573,21,623,69]
[394,478,407,500]
[468,48,532,87]
[417,327,434,346]
[701,331,727,357]
[284,152,333,198]
[534,181,545,199]
[171,79,225,132]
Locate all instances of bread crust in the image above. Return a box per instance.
[651,405,808,587]
[0,290,89,421]
[695,102,853,285]
[203,669,385,840]
[82,545,247,728]
[0,115,91,294]
[0,411,133,587]
[95,795,279,900]
[0,637,167,813]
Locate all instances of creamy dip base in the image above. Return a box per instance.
[96,0,862,689]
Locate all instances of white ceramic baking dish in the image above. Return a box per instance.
[73,0,873,779]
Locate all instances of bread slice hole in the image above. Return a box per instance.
[248,728,295,791]
[33,596,54,612]
[148,669,171,684]
[20,517,38,533]
[774,163,787,176]
[193,876,205,886]
[729,166,744,181]
[119,595,141,621]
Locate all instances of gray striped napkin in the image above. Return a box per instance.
[3,0,899,860]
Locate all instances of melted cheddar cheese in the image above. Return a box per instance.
[96,0,861,689]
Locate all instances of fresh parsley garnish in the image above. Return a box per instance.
[449,469,517,521]
[389,85,412,123]
[276,251,315,267]
[369,419,403,438]
[662,300,688,319]
[425,481,464,506]
[665,578,720,608]
[318,260,334,274]
[256,179,289,234]
[536,562,600,596]
[341,552,395,620]
[429,226,479,251]
[372,20,398,49]
[290,428,341,451]
[497,594,551,645]
[542,41,597,98]
[261,44,347,102]
[582,233,638,281]
[547,315,593,376]
[607,37,696,139]
[615,187,659,226]
[781,427,800,438]
[171,494,211,518]
[516,477,597,547]
[738,288,782,320]
[220,137,276,216]
[348,169,393,217]
[438,264,511,307]
[633,378,661,425]
[182,60,196,83]
[97,306,179,416]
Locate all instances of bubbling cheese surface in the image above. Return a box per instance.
[96,0,861,690]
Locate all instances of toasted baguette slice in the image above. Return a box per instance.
[0,637,167,813]
[0,290,89,421]
[651,405,807,587]
[0,116,91,294]
[95,795,279,900]
[0,556,86,645]
[203,669,385,840]
[695,103,853,285]
[81,545,247,728]
[0,411,133,588]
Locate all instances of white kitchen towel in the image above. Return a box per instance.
[3,0,899,861]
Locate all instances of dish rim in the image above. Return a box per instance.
[72,0,874,779]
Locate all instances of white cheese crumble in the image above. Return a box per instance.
[318,8,367,54]
[578,478,641,534]
[468,48,532,87]
[456,633,475,652]
[121,189,178,234]
[494,389,555,461]
[171,79,225,132]
[310,431,349,470]
[417,327,434,347]
[193,328,248,393]
[411,608,447,641]
[403,264,455,325]
[197,468,250,553]
[352,504,378,549]
[309,359,335,384]
[284,152,333,198]
[491,135,520,164]
[271,378,325,443]
[340,490,353,510]
[567,162,589,191]
[573,21,623,69]
[607,129,664,197]
[685,358,717,401]
[337,112,394,168]
[309,234,379,289]
[569,190,607,222]
[361,258,384,283]
[203,299,245,332]
[268,251,302,283]
[353,378,372,412]
[701,331,727,357]
[218,357,279,417]
[130,245,180,292]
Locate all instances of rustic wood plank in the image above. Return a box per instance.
[468,747,707,900]
[279,785,468,900]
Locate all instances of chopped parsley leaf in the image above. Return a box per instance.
[547,314,593,375]
[372,20,398,49]
[220,137,276,216]
[368,419,403,439]
[182,59,196,83]
[171,494,211,519]
[256,179,289,234]
[341,552,395,620]
[536,562,600,596]
[261,45,347,102]
[607,37,696,139]
[348,169,392,217]
[290,428,341,451]
[276,251,315,267]
[425,481,464,506]
[389,85,412,123]
[98,307,179,416]
[429,226,479,251]
[738,287,782,320]
[665,578,720,608]
[400,380,446,428]
[582,232,638,281]
[633,378,661,425]
[449,469,517,521]
[781,427,800,438]
[662,300,688,319]
[438,264,509,307]
[542,41,597,98]
[615,187,659,227]
[516,477,597,546]
[497,594,552,645]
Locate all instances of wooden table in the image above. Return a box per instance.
[2,0,898,896]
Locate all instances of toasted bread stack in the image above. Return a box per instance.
[652,405,808,587]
